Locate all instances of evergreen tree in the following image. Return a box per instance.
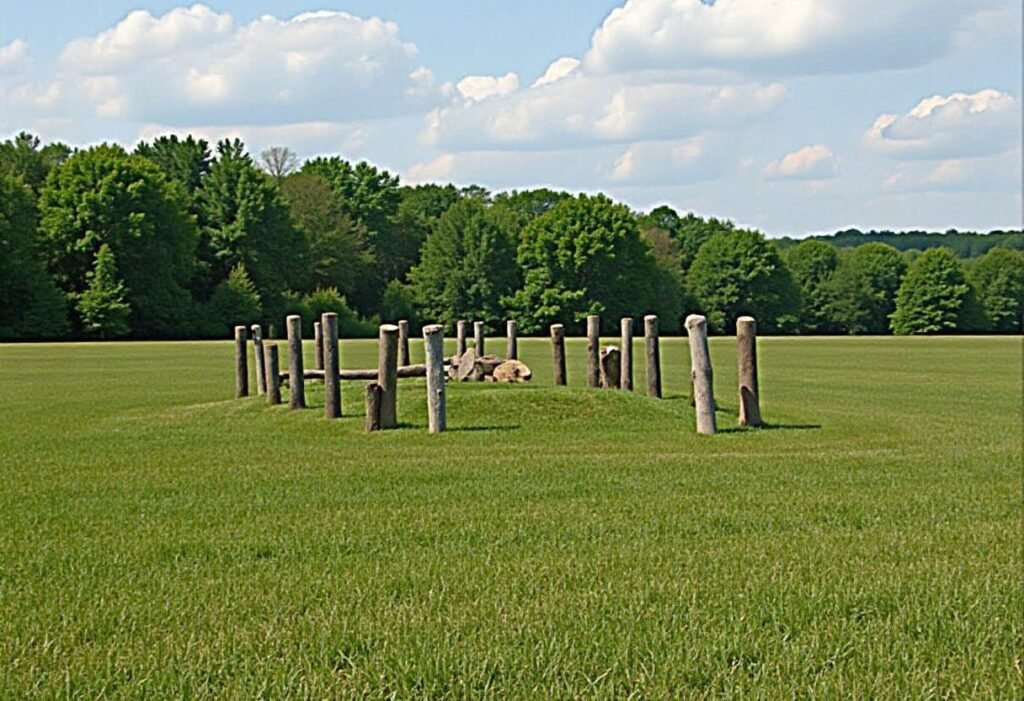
[205,263,262,334]
[76,244,131,338]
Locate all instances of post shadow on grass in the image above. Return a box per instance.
[717,422,822,434]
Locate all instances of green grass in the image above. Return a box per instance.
[0,335,1020,698]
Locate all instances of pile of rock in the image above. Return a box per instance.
[448,348,532,383]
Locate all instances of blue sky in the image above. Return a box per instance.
[1,0,1020,236]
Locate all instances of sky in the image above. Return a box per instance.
[0,0,1020,236]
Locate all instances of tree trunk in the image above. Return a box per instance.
[550,323,567,386]
[234,325,248,398]
[323,312,341,419]
[620,317,633,391]
[423,324,446,433]
[644,315,661,398]
[736,315,762,427]
[251,324,266,395]
[506,319,518,360]
[365,382,382,432]
[586,315,600,388]
[377,324,399,429]
[265,343,281,405]
[287,315,305,409]
[398,319,410,367]
[685,314,716,435]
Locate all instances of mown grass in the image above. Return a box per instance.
[0,335,1020,698]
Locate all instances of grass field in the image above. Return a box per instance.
[0,335,1020,698]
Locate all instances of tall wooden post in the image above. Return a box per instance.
[398,320,410,367]
[550,323,567,386]
[685,314,716,435]
[456,320,468,358]
[377,324,399,429]
[620,317,634,391]
[506,319,518,360]
[586,315,600,388]
[234,325,248,398]
[313,321,324,371]
[473,321,485,356]
[365,383,382,432]
[644,315,661,399]
[737,315,762,427]
[286,314,305,409]
[265,344,281,405]
[251,324,266,395]
[423,324,446,433]
[323,312,341,419]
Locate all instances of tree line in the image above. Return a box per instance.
[1,132,1022,341]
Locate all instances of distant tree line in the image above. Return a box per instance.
[1,132,1022,341]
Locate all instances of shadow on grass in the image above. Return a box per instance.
[447,425,521,433]
[717,422,822,434]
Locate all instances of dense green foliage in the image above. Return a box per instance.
[408,198,519,330]
[76,243,131,338]
[688,228,799,333]
[509,194,671,333]
[890,248,975,335]
[38,144,196,337]
[2,132,1020,340]
[0,337,1019,696]
[777,227,1024,257]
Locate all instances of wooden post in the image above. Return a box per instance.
[234,325,248,398]
[644,315,661,399]
[586,315,600,388]
[323,312,341,419]
[737,315,762,427]
[365,382,382,432]
[377,324,399,429]
[423,324,446,433]
[473,321,485,356]
[506,319,518,360]
[265,343,281,405]
[398,320,410,367]
[456,320,468,358]
[685,314,716,435]
[251,324,266,395]
[286,315,305,409]
[620,317,634,391]
[550,323,567,386]
[600,346,621,389]
[313,321,324,371]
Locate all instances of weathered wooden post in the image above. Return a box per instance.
[586,315,601,388]
[737,315,762,427]
[644,315,661,399]
[456,320,468,358]
[473,321,485,356]
[265,343,281,405]
[286,314,305,409]
[323,312,341,419]
[251,324,266,395]
[378,324,399,429]
[365,382,382,432]
[423,323,447,433]
[685,314,716,435]
[234,325,249,398]
[620,317,634,391]
[600,346,621,389]
[506,319,518,360]
[550,323,567,386]
[398,320,410,367]
[313,321,324,371]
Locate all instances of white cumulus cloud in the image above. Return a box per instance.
[0,39,29,75]
[864,89,1019,160]
[455,72,519,103]
[762,144,838,180]
[532,57,581,87]
[584,0,986,76]
[30,5,438,125]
